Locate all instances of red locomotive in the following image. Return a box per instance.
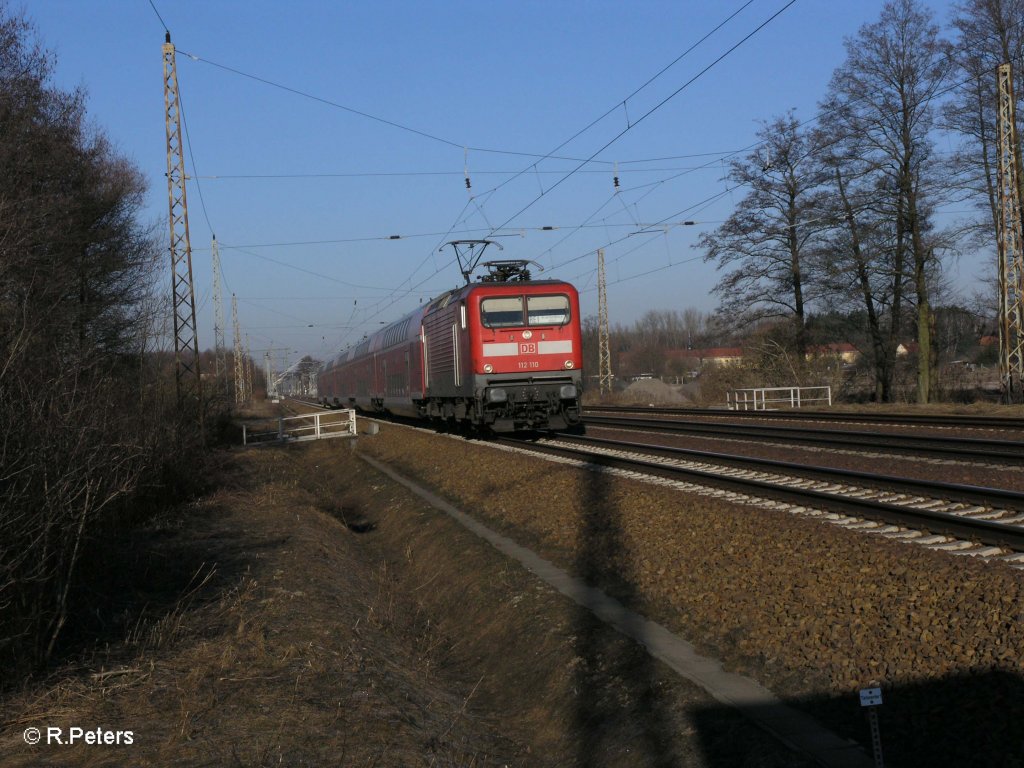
[318,257,584,432]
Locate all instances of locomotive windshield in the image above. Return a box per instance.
[480,296,524,328]
[481,294,571,328]
[527,295,570,326]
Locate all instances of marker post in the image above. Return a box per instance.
[859,686,884,768]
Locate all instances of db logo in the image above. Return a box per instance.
[519,343,536,354]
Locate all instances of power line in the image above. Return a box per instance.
[320,198,477,353]
[166,0,756,281]
[178,48,467,151]
[175,31,752,163]
[548,57,1023,294]
[506,4,798,271]
[485,0,799,237]
[194,165,723,180]
[171,1,784,355]
[314,1,789,351]
[272,41,986,354]
[184,2,1021,361]
[219,241,433,292]
[541,27,1024,284]
[178,86,214,236]
[466,0,760,204]
[146,0,169,34]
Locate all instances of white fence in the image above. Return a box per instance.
[727,386,832,411]
[242,409,357,446]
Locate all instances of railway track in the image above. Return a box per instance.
[282,399,1024,563]
[496,432,1024,565]
[584,404,1024,431]
[582,413,1024,462]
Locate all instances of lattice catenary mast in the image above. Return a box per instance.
[264,345,275,399]
[597,248,613,394]
[211,236,228,394]
[231,293,246,405]
[996,62,1024,402]
[245,334,255,400]
[162,32,203,412]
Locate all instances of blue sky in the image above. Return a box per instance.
[26,0,980,366]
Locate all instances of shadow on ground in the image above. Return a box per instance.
[571,465,817,767]
[40,501,277,678]
[574,465,683,766]
[691,668,1024,767]
[572,461,1024,767]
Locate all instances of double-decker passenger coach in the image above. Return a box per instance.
[319,256,584,432]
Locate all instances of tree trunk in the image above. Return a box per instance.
[835,168,892,400]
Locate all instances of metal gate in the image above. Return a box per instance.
[242,409,357,446]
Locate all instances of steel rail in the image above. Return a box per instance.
[497,436,1024,552]
[582,414,1024,462]
[584,404,1024,430]
[553,433,1024,510]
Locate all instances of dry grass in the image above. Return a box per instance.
[0,423,812,767]
[0,444,522,766]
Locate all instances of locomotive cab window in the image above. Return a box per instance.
[527,294,570,326]
[480,296,524,328]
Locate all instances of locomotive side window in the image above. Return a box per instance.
[527,295,570,326]
[480,296,524,328]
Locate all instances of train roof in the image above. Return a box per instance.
[326,278,578,366]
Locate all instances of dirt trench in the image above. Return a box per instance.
[0,432,806,767]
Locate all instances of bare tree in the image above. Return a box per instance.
[0,4,195,676]
[944,0,1024,251]
[822,0,954,402]
[813,148,900,400]
[697,111,830,361]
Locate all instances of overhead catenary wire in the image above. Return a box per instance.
[231,31,1011,358]
[178,87,214,237]
[538,33,1024,291]
[460,0,761,206]
[193,165,726,179]
[520,12,1024,279]
[177,48,467,152]
[176,4,1023,359]
[146,0,170,35]
[316,0,789,347]
[167,0,786,356]
[168,0,762,337]
[219,241,434,293]
[483,0,799,239]
[318,197,478,354]
[173,1,755,164]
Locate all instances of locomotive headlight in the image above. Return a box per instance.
[487,388,507,403]
[483,363,493,374]
[564,360,574,369]
[560,384,577,399]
